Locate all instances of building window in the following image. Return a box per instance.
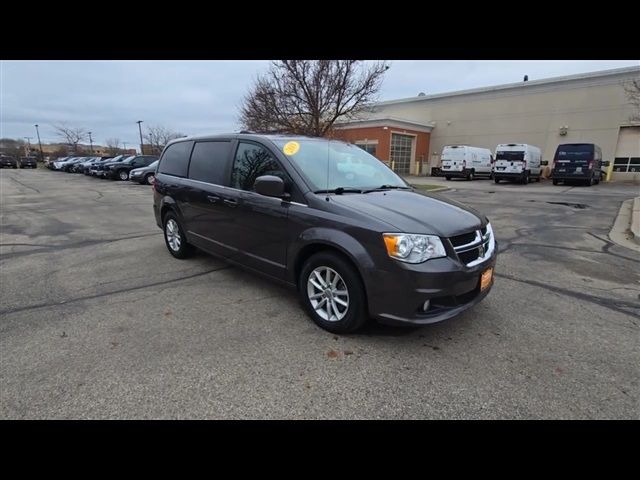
[629,157,640,173]
[389,133,413,175]
[614,157,630,172]
[356,143,377,157]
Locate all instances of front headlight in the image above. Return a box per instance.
[383,233,447,263]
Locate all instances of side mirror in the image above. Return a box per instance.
[541,160,549,166]
[602,160,610,167]
[254,175,286,198]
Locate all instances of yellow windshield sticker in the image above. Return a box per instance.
[283,141,300,156]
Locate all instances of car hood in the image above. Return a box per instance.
[328,189,486,237]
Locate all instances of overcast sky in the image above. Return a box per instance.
[1,60,638,146]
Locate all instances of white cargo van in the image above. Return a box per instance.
[440,145,493,181]
[493,143,542,184]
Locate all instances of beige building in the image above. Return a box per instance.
[335,66,640,181]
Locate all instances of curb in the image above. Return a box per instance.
[631,197,640,245]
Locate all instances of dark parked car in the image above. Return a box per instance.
[87,155,120,175]
[129,160,158,184]
[153,134,497,333]
[552,143,604,186]
[92,155,131,176]
[0,155,18,168]
[18,156,38,168]
[103,155,158,181]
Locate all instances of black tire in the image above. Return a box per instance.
[162,211,194,259]
[117,169,129,181]
[535,173,540,182]
[494,177,500,184]
[445,176,451,181]
[595,172,601,185]
[552,179,559,185]
[144,172,155,185]
[467,169,475,181]
[522,172,530,184]
[299,251,368,334]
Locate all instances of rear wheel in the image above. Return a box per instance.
[552,179,559,185]
[163,212,194,259]
[467,170,475,181]
[494,178,500,184]
[299,252,368,334]
[445,176,451,181]
[522,172,530,184]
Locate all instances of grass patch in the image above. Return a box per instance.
[411,184,445,191]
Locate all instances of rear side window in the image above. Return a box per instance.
[188,141,232,185]
[158,141,193,177]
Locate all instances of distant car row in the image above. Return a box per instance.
[0,155,38,168]
[438,143,607,186]
[47,155,159,184]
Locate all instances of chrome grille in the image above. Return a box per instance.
[449,224,494,266]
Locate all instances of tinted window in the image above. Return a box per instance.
[496,151,524,161]
[158,141,193,177]
[188,141,232,185]
[231,142,286,191]
[555,144,594,162]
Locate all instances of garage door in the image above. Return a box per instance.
[613,126,640,173]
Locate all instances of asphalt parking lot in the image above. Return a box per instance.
[1,168,639,419]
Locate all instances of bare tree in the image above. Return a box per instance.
[239,60,389,137]
[143,125,185,155]
[0,138,26,157]
[105,138,122,155]
[53,124,89,152]
[623,78,640,122]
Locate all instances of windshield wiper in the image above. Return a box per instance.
[362,185,412,193]
[314,187,364,195]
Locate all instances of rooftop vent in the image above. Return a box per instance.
[418,92,426,96]
[523,75,529,82]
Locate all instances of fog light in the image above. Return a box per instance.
[422,300,430,312]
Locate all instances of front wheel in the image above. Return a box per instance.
[163,212,194,259]
[552,179,559,185]
[299,252,368,334]
[144,172,155,185]
[494,178,500,184]
[118,169,129,181]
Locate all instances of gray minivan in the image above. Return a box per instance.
[153,134,497,333]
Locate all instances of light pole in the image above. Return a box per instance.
[88,131,94,154]
[122,141,127,154]
[34,125,44,161]
[136,120,144,154]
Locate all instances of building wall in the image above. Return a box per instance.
[333,126,430,174]
[369,70,639,174]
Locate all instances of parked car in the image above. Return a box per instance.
[129,160,159,184]
[0,155,18,168]
[46,157,67,169]
[493,144,542,184]
[86,156,118,175]
[73,156,106,174]
[552,143,603,186]
[18,156,38,168]
[153,134,497,333]
[53,157,78,171]
[93,155,131,177]
[103,155,158,181]
[60,157,88,172]
[441,145,493,180]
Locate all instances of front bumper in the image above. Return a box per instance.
[366,248,498,326]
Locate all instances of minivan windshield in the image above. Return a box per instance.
[496,151,525,161]
[273,139,408,192]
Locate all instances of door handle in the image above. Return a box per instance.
[223,198,238,208]
[207,194,220,204]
